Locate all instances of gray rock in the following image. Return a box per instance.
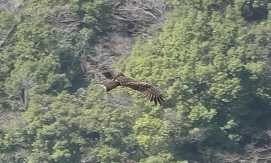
[0,0,23,12]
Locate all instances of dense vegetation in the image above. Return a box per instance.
[0,0,270,162]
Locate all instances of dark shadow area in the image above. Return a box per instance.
[241,0,269,22]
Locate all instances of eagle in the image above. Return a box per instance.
[79,56,164,105]
[100,69,164,105]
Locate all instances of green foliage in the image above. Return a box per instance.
[0,11,16,33]
[70,0,112,32]
[0,0,270,162]
[121,0,271,160]
[91,145,121,163]
[140,153,179,163]
[0,0,108,110]
[134,114,170,153]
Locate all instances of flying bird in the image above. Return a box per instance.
[79,55,164,105]
[100,70,164,105]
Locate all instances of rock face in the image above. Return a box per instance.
[109,0,166,34]
[0,0,25,47]
[0,0,13,11]
[210,130,271,163]
[44,0,166,74]
[88,0,166,79]
[94,32,133,66]
[0,0,23,12]
[0,111,25,129]
[46,5,81,33]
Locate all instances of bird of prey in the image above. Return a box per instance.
[79,55,164,105]
[100,69,164,105]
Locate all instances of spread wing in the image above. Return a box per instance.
[121,80,164,105]
[101,70,164,105]
[101,80,120,92]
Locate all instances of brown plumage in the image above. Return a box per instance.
[79,56,164,105]
[101,70,164,105]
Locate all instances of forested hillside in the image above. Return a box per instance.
[0,0,270,162]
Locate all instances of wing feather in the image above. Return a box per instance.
[150,94,154,102]
[101,71,164,105]
[101,80,120,92]
[120,80,164,105]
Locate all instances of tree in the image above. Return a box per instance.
[121,0,271,161]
